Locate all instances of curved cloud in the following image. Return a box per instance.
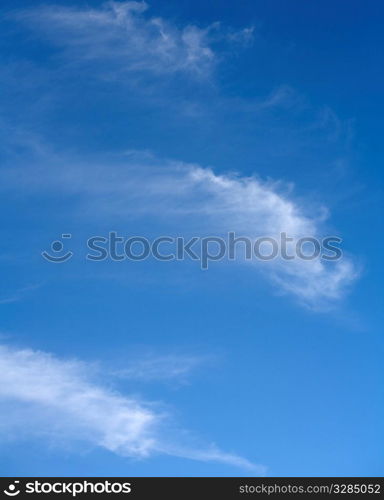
[1,147,359,308]
[0,344,264,473]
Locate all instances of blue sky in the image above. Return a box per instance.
[0,0,383,477]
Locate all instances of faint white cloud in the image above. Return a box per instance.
[306,106,355,144]
[226,26,255,45]
[112,353,208,383]
[0,284,41,305]
[13,1,251,79]
[256,85,305,110]
[0,343,263,472]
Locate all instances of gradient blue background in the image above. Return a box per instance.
[0,0,382,476]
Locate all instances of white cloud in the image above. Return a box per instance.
[0,343,263,472]
[14,1,234,78]
[144,163,357,307]
[1,147,358,308]
[112,354,207,382]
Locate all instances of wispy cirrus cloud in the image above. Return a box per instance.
[0,284,41,305]
[112,353,209,383]
[0,146,358,308]
[13,1,253,79]
[0,343,263,472]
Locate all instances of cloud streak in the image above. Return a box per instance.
[1,145,358,308]
[0,284,41,305]
[112,354,208,383]
[0,343,263,472]
[1,148,358,308]
[14,1,251,79]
